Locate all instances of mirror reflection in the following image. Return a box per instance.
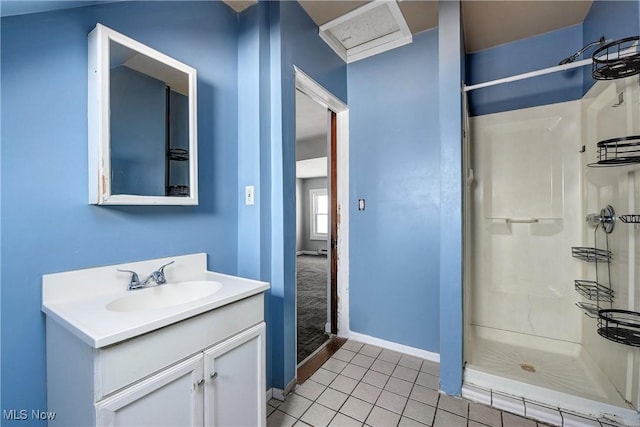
[109,40,190,197]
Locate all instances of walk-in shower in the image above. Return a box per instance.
[463,36,640,426]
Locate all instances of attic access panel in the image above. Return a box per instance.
[319,1,412,63]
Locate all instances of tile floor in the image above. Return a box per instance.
[266,340,559,427]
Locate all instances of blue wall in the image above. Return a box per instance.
[1,1,239,420]
[438,0,464,396]
[267,0,347,390]
[110,66,166,196]
[347,30,441,353]
[467,0,640,117]
[237,4,265,282]
[466,24,584,116]
[237,0,274,387]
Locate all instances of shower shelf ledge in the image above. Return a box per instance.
[575,302,599,318]
[574,280,614,302]
[571,246,612,262]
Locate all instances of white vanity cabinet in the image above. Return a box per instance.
[95,323,266,427]
[95,354,205,426]
[204,324,266,426]
[46,293,266,427]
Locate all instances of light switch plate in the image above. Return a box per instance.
[245,185,255,205]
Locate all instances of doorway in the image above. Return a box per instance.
[295,89,333,365]
[293,67,349,381]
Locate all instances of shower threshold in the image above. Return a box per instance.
[463,328,639,426]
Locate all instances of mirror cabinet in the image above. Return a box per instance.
[88,24,198,205]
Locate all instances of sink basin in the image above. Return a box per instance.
[106,281,223,312]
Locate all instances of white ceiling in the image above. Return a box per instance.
[295,90,328,178]
[296,90,327,142]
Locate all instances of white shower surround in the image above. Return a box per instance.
[470,100,583,343]
[465,76,640,426]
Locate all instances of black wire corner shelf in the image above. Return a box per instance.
[592,36,640,80]
[597,309,640,347]
[573,206,640,347]
[574,280,614,302]
[587,135,640,167]
[571,246,612,262]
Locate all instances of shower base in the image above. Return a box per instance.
[464,326,639,426]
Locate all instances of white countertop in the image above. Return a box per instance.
[42,254,269,348]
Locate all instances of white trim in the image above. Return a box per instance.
[294,66,350,343]
[295,67,348,111]
[88,23,198,205]
[347,34,412,64]
[463,370,640,427]
[335,105,350,336]
[318,31,348,63]
[309,188,328,240]
[298,250,325,256]
[463,58,591,92]
[271,378,297,402]
[318,0,412,64]
[270,387,285,402]
[265,388,273,402]
[346,331,440,363]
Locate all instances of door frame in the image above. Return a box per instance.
[294,66,350,337]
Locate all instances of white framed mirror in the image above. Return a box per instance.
[88,24,198,205]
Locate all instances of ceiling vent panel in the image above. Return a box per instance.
[319,1,412,63]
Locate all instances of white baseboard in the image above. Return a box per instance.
[296,249,327,256]
[346,330,440,363]
[285,377,297,395]
[271,376,298,402]
[266,388,274,402]
[270,387,285,401]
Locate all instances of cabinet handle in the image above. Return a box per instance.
[196,379,205,387]
[210,372,218,381]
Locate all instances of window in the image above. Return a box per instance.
[310,188,328,240]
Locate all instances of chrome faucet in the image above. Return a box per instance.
[118,261,175,291]
[149,261,173,285]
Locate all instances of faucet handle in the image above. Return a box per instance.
[151,261,174,285]
[117,269,142,290]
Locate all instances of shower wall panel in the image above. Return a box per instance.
[581,76,640,409]
[470,101,583,343]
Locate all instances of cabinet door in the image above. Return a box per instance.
[204,322,266,427]
[96,354,204,427]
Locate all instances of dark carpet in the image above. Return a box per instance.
[297,254,329,364]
